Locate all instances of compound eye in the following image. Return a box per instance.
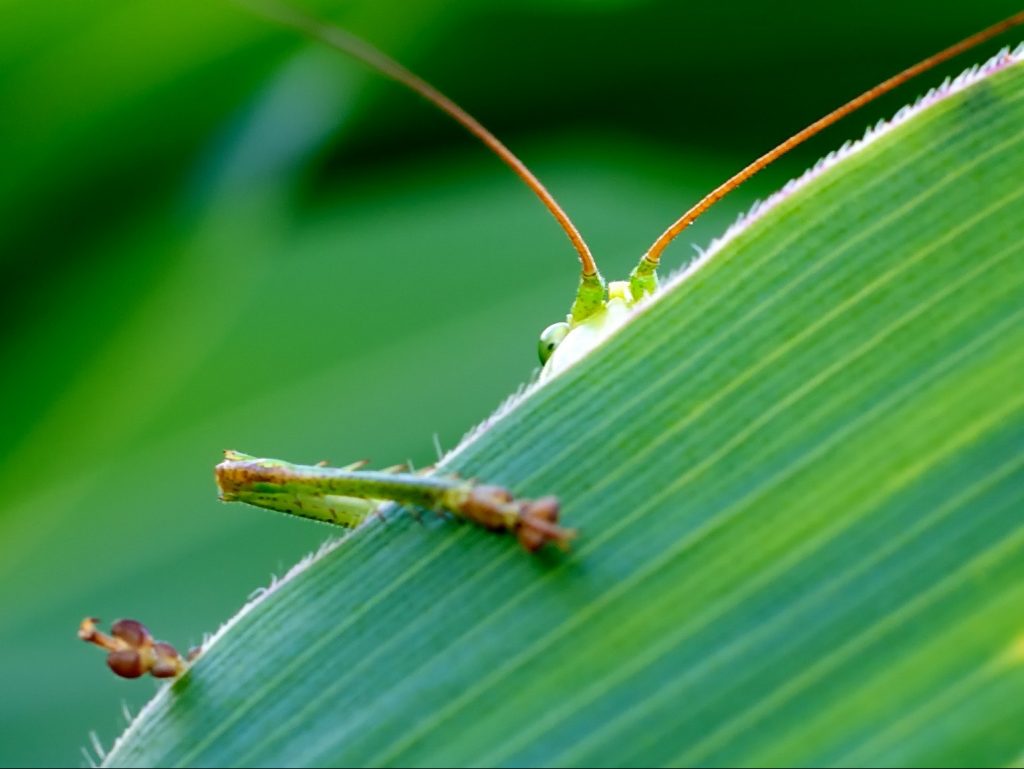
[538,322,571,364]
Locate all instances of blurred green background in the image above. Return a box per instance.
[1,1,1020,765]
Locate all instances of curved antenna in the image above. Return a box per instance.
[237,0,599,278]
[642,11,1024,268]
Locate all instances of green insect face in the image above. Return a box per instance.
[538,321,571,364]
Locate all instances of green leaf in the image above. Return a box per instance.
[104,55,1024,767]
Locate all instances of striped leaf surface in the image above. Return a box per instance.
[105,55,1024,767]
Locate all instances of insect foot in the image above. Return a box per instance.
[78,617,190,680]
[458,486,576,553]
[517,496,574,553]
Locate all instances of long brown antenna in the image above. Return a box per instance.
[237,0,599,277]
[642,10,1024,267]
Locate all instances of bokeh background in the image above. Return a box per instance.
[2,1,1020,765]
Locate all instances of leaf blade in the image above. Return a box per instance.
[106,56,1024,768]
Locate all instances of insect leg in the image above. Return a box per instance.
[215,452,575,551]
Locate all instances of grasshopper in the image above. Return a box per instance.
[80,3,1024,680]
[212,2,1023,549]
